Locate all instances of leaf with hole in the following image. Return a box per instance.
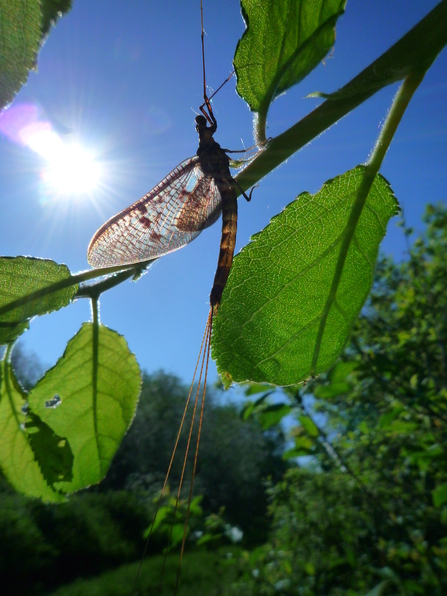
[27,323,141,493]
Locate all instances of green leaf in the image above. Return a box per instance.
[0,1,72,109]
[0,257,78,345]
[244,383,274,397]
[313,361,358,398]
[0,0,41,109]
[169,523,187,549]
[378,407,404,429]
[328,360,359,383]
[294,436,314,450]
[313,2,447,102]
[28,323,141,493]
[189,495,204,516]
[40,0,72,38]
[298,415,319,437]
[234,0,346,131]
[241,391,274,420]
[314,381,352,399]
[359,421,371,435]
[213,167,398,387]
[24,411,74,486]
[259,403,292,429]
[404,444,444,464]
[365,581,393,596]
[283,435,315,458]
[0,356,64,502]
[386,420,418,435]
[304,561,316,576]
[432,483,447,507]
[146,505,170,536]
[197,533,221,546]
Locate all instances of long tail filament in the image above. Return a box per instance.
[132,307,214,594]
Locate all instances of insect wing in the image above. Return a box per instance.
[87,157,222,268]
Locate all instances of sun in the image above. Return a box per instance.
[0,103,102,199]
[41,143,101,195]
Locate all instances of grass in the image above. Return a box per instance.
[46,548,241,596]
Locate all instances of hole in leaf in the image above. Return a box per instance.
[45,394,61,409]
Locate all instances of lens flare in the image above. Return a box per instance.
[42,144,101,194]
[0,103,101,199]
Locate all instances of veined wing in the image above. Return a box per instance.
[87,157,223,268]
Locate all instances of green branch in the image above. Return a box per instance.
[0,261,152,318]
[235,0,447,193]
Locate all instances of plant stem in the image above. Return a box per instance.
[235,0,447,193]
[91,297,100,455]
[367,71,425,174]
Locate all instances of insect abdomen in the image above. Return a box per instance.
[209,181,238,308]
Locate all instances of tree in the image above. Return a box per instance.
[102,370,287,543]
[0,0,446,507]
[228,204,447,595]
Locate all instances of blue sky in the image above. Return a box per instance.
[0,0,446,388]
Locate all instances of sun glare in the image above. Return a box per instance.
[0,103,102,200]
[42,144,101,195]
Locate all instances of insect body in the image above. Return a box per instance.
[87,108,240,309]
[195,111,239,307]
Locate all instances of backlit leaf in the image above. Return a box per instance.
[25,411,74,486]
[0,357,64,502]
[234,0,346,119]
[40,0,72,38]
[0,0,41,109]
[0,0,72,109]
[213,167,398,387]
[0,257,78,345]
[28,323,141,493]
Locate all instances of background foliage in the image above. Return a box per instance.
[0,0,445,499]
[223,204,447,596]
[0,0,446,594]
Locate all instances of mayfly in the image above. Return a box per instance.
[87,1,253,591]
[87,45,251,309]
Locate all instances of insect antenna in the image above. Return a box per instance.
[198,0,233,126]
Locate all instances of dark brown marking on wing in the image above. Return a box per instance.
[135,204,148,216]
[176,177,221,232]
[87,156,222,268]
[139,216,152,230]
